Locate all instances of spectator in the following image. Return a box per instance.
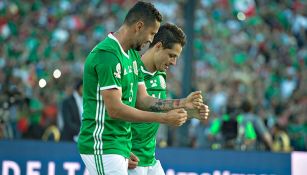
[272,123,292,152]
[0,0,306,151]
[60,79,83,142]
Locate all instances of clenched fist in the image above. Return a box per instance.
[162,108,188,127]
[183,91,203,109]
[187,104,210,120]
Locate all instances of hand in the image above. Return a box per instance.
[128,152,139,169]
[183,91,203,109]
[163,108,187,127]
[187,104,210,121]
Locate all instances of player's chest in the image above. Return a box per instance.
[145,74,166,90]
[121,58,138,81]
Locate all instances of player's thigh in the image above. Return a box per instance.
[128,166,148,175]
[148,160,165,175]
[103,154,128,175]
[81,154,128,175]
[80,154,99,175]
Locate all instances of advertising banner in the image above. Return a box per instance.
[0,140,295,175]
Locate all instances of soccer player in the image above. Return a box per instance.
[128,23,209,175]
[78,1,206,175]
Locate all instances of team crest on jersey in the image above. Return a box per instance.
[114,63,121,79]
[133,61,138,75]
[150,79,157,87]
[128,65,133,73]
[159,75,166,89]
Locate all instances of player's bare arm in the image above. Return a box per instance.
[136,84,210,119]
[101,88,187,126]
[136,84,204,111]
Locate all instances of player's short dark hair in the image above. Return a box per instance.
[124,1,162,26]
[74,78,83,90]
[149,23,186,49]
[241,100,253,113]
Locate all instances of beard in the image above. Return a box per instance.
[135,44,143,51]
[133,39,149,51]
[130,42,142,51]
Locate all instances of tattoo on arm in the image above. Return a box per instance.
[149,99,182,112]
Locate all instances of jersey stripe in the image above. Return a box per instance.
[94,154,103,175]
[93,84,101,155]
[99,85,121,91]
[96,89,103,155]
[93,84,103,174]
[93,84,107,174]
[138,82,145,85]
[100,154,105,175]
[93,84,106,155]
[97,104,105,155]
[101,105,106,153]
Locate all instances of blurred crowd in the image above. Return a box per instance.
[0,0,306,152]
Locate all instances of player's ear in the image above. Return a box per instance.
[135,21,144,32]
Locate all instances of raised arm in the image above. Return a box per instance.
[94,51,187,126]
[136,84,210,120]
[136,84,203,111]
[101,88,187,127]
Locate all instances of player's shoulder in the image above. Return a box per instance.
[91,35,121,55]
[128,49,140,55]
[87,49,119,64]
[128,49,141,60]
[156,71,166,77]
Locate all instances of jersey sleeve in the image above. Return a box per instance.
[94,51,122,91]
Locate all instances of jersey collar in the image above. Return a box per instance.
[141,66,157,76]
[108,33,129,58]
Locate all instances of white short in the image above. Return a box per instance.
[81,154,128,175]
[128,160,165,175]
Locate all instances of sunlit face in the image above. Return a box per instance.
[133,20,160,51]
[153,43,183,71]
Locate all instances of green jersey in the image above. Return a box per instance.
[131,60,167,166]
[78,33,143,158]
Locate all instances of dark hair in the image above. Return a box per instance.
[124,1,162,26]
[241,100,253,113]
[74,79,83,90]
[149,23,186,49]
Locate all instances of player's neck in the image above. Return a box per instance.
[142,49,156,73]
[113,26,132,52]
